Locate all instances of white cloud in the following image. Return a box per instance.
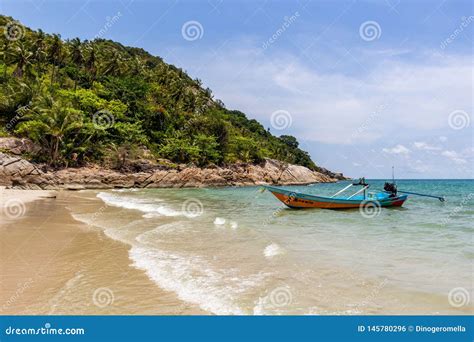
[441,150,467,164]
[413,142,441,151]
[411,160,431,173]
[168,40,473,178]
[175,44,472,146]
[382,144,411,155]
[463,147,474,157]
[368,48,413,57]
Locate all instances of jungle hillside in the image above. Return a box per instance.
[0,15,326,173]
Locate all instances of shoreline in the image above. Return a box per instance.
[0,190,207,315]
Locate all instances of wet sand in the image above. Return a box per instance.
[0,190,205,315]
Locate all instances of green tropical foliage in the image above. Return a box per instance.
[0,15,317,170]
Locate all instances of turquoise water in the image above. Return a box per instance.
[77,180,473,314]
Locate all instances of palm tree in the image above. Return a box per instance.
[1,39,12,79]
[11,42,34,79]
[69,38,83,65]
[32,29,46,73]
[84,44,97,81]
[129,56,144,76]
[48,34,63,84]
[16,95,86,166]
[102,50,123,76]
[69,38,83,90]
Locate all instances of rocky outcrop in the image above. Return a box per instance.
[0,137,40,155]
[0,153,56,190]
[0,152,342,190]
[0,137,345,189]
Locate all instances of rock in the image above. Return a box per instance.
[0,152,52,188]
[0,137,40,155]
[1,153,341,190]
[65,184,86,191]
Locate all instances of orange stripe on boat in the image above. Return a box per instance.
[272,192,363,209]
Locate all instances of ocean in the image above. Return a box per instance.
[70,180,473,315]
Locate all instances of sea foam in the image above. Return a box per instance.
[129,245,268,315]
[213,217,226,225]
[263,243,285,258]
[97,192,180,217]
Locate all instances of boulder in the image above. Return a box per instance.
[0,137,40,155]
[0,152,53,188]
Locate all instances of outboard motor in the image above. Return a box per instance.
[353,177,368,186]
[384,182,397,197]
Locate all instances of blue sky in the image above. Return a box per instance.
[1,0,473,178]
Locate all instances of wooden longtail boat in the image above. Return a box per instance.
[265,179,408,209]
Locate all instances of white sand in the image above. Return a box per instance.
[0,186,55,208]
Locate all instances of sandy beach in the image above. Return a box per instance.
[1,185,472,315]
[0,188,205,315]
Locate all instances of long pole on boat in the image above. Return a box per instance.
[384,166,444,201]
[397,190,445,202]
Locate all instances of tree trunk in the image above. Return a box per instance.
[13,66,23,78]
[51,137,60,166]
[51,65,55,85]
